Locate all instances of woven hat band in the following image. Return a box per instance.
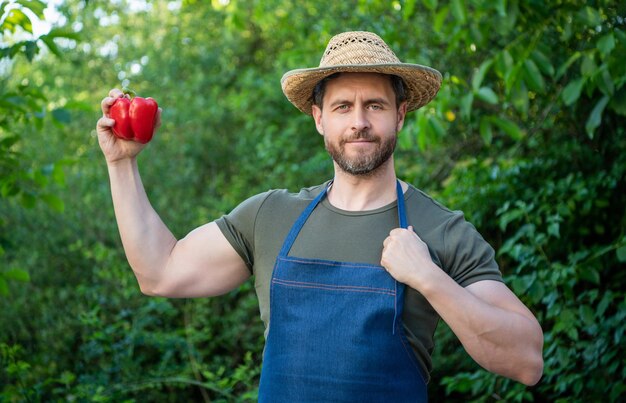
[320,32,401,67]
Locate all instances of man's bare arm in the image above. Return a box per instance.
[97,89,250,298]
[381,227,543,386]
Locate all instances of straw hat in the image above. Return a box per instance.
[281,31,442,115]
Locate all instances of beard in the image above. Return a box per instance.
[325,130,397,176]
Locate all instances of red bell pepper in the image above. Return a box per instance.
[110,91,158,144]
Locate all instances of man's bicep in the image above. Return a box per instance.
[160,221,251,298]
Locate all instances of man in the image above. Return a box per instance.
[97,31,543,402]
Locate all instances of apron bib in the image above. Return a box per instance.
[258,181,428,402]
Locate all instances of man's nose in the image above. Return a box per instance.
[351,107,370,132]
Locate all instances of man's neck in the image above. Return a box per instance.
[327,163,405,211]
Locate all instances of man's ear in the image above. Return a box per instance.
[311,104,324,135]
[396,101,408,132]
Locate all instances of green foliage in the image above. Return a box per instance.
[1,0,625,401]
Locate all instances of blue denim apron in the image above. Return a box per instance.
[258,181,428,402]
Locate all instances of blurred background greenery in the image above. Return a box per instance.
[1,0,625,401]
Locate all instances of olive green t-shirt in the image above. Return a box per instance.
[215,181,502,380]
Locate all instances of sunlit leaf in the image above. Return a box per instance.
[2,8,32,34]
[46,28,81,40]
[15,0,46,20]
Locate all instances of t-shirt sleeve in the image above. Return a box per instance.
[215,191,274,274]
[442,212,503,287]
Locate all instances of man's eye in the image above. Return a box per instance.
[369,104,382,110]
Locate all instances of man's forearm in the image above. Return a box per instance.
[412,271,544,385]
[107,157,177,294]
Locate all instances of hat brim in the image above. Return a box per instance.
[281,63,442,115]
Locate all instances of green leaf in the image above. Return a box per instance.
[59,370,76,385]
[585,95,610,138]
[0,135,20,149]
[64,100,93,112]
[479,117,493,145]
[460,92,473,119]
[3,269,30,282]
[402,0,417,20]
[427,116,446,139]
[45,28,81,41]
[472,59,493,92]
[0,276,8,296]
[511,80,529,115]
[577,6,602,27]
[490,116,524,140]
[494,50,513,80]
[531,49,555,77]
[562,77,585,106]
[581,54,597,78]
[597,292,613,316]
[475,87,498,104]
[39,34,62,57]
[597,33,616,57]
[595,66,614,96]
[615,28,626,47]
[41,193,64,212]
[23,40,38,61]
[579,267,600,284]
[617,245,626,262]
[579,305,595,326]
[15,0,46,20]
[416,114,429,150]
[450,0,466,24]
[609,86,626,116]
[52,163,66,185]
[504,64,522,95]
[494,0,506,17]
[556,52,581,80]
[523,59,545,92]
[52,108,71,123]
[433,6,449,34]
[423,0,438,11]
[548,222,560,238]
[1,8,32,34]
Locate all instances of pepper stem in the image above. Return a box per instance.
[122,86,137,98]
